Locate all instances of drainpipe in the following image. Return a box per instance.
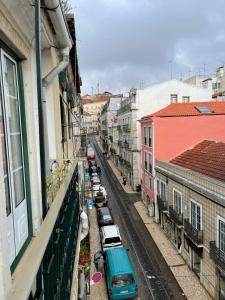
[35,0,73,217]
[80,211,89,241]
[35,0,47,217]
[42,0,73,173]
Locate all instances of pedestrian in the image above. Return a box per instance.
[122,175,127,186]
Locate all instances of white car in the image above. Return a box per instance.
[100,225,122,251]
[93,185,107,198]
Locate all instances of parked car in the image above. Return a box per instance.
[97,207,113,227]
[93,185,107,198]
[105,247,138,299]
[94,191,107,208]
[92,176,101,186]
[100,225,122,252]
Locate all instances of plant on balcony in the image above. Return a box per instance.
[79,236,90,266]
[46,164,70,207]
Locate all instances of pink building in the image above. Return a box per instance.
[140,102,225,217]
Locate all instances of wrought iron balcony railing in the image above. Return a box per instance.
[157,195,168,211]
[184,219,203,245]
[210,241,225,272]
[169,206,183,226]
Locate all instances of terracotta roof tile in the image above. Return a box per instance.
[170,140,225,182]
[143,102,225,118]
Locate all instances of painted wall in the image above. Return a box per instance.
[141,115,225,206]
[154,115,225,161]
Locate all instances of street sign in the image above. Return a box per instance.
[91,272,102,284]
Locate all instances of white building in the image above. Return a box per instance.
[117,79,212,190]
[0,1,85,299]
[99,96,122,154]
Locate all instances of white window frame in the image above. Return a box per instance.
[173,188,182,213]
[160,180,167,202]
[217,215,225,252]
[189,199,202,230]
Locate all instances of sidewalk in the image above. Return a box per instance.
[134,202,212,300]
[88,207,108,300]
[96,139,212,300]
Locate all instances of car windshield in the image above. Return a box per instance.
[105,237,121,244]
[112,274,133,287]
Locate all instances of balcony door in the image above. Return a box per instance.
[0,50,29,266]
[189,200,202,231]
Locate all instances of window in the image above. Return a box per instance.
[170,94,178,103]
[190,201,201,230]
[173,189,182,213]
[182,96,190,103]
[160,181,166,201]
[144,127,147,145]
[148,153,152,173]
[148,126,152,146]
[195,105,212,113]
[144,152,147,170]
[0,49,30,266]
[149,177,153,190]
[218,218,225,253]
[157,179,160,195]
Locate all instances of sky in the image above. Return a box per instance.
[72,0,225,95]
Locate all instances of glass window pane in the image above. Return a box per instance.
[13,168,25,206]
[8,97,20,133]
[10,134,23,170]
[3,57,17,97]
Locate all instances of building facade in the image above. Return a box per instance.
[140,102,225,218]
[155,141,225,300]
[0,1,84,299]
[115,80,212,190]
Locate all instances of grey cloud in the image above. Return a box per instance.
[73,0,225,94]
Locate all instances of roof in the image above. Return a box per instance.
[170,140,225,182]
[106,247,134,275]
[82,93,112,104]
[142,102,225,118]
[101,225,120,238]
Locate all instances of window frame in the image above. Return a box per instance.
[189,199,202,230]
[173,188,182,214]
[217,215,225,253]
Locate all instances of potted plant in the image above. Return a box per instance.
[79,237,90,266]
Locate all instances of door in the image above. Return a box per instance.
[191,250,201,276]
[0,50,28,265]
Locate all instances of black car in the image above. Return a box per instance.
[97,207,113,227]
[94,191,107,208]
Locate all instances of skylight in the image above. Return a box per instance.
[195,105,213,113]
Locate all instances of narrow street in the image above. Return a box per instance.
[91,136,186,300]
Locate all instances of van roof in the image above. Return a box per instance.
[102,225,120,238]
[106,247,135,275]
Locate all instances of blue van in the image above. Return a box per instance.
[105,247,138,299]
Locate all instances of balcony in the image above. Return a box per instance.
[184,219,203,245]
[8,163,81,299]
[210,241,225,272]
[157,195,168,212]
[169,206,183,226]
[117,125,122,131]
